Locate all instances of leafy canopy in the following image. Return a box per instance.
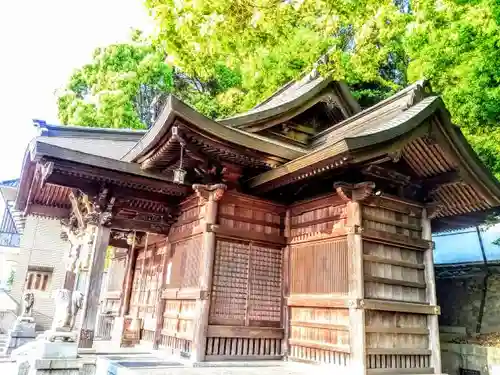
[58,32,174,129]
[58,0,500,179]
[145,0,500,178]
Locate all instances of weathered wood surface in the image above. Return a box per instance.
[360,196,436,373]
[78,226,110,348]
[286,193,351,366]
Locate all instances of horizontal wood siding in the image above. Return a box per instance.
[362,197,432,372]
[362,203,426,304]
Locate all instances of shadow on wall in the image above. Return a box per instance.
[442,343,500,375]
[437,273,500,335]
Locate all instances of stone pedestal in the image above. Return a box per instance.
[5,317,37,355]
[12,334,80,375]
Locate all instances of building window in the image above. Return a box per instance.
[25,267,53,292]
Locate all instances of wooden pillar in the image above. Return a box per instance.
[78,225,111,348]
[347,199,366,375]
[120,232,137,317]
[191,184,226,363]
[421,208,442,374]
[335,181,374,375]
[282,209,291,359]
[153,241,171,349]
[136,233,149,318]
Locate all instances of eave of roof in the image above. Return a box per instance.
[248,95,441,189]
[219,76,360,130]
[122,95,307,164]
[14,139,189,212]
[34,120,147,140]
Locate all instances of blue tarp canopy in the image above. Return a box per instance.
[434,224,500,264]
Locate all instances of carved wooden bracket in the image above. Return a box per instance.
[334,181,376,202]
[347,298,365,309]
[425,202,445,219]
[38,160,54,187]
[192,184,227,203]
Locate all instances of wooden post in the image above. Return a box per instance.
[120,232,137,317]
[421,208,442,374]
[136,233,149,318]
[191,184,226,363]
[153,241,171,349]
[347,199,366,375]
[282,209,291,359]
[78,225,111,348]
[335,182,374,375]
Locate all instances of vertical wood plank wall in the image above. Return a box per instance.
[361,196,435,374]
[287,194,351,367]
[158,194,205,358]
[206,192,286,360]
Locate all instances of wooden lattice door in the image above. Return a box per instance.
[129,244,164,343]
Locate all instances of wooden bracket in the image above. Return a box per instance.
[334,181,375,202]
[347,298,365,309]
[200,290,210,300]
[192,183,227,203]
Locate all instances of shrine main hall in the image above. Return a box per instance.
[15,73,500,375]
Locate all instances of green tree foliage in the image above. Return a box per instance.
[145,0,500,178]
[57,31,244,127]
[57,32,174,129]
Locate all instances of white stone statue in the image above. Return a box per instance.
[69,291,84,330]
[21,291,34,317]
[51,289,72,332]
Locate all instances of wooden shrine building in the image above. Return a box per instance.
[15,73,500,375]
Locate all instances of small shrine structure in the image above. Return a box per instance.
[15,73,500,375]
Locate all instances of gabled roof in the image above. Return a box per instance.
[33,120,146,160]
[13,76,500,233]
[219,73,360,132]
[122,95,307,164]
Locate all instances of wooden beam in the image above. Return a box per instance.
[78,225,110,348]
[47,172,181,204]
[421,170,461,190]
[366,348,431,355]
[288,339,350,353]
[363,254,425,270]
[367,369,434,375]
[206,326,284,339]
[363,229,430,250]
[287,294,350,308]
[365,326,428,335]
[110,219,170,235]
[364,275,426,289]
[211,225,286,246]
[25,204,70,218]
[363,299,440,315]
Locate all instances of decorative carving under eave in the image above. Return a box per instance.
[38,160,54,187]
[426,202,445,219]
[192,184,227,203]
[334,181,376,202]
